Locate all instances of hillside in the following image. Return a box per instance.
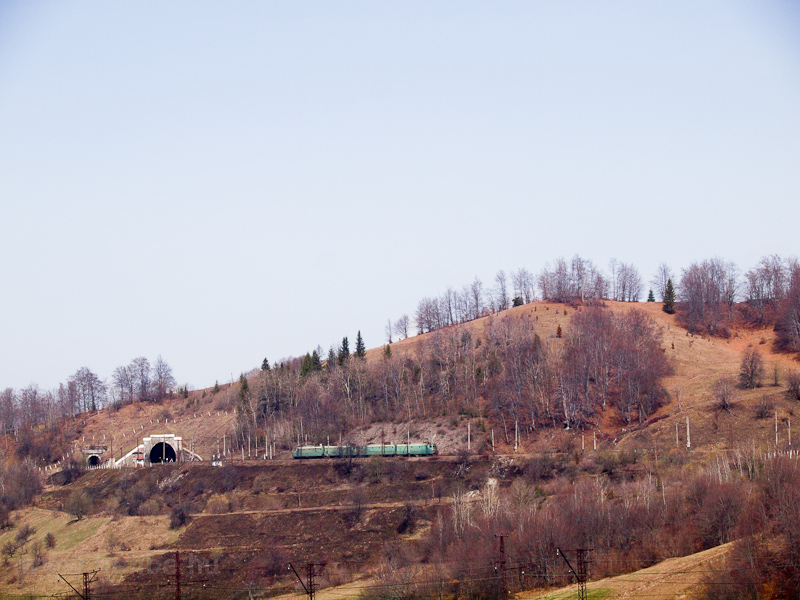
[2,300,800,599]
[67,299,800,467]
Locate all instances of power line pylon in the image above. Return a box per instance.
[289,562,325,600]
[59,570,99,600]
[556,548,591,600]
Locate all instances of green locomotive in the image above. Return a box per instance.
[292,442,437,459]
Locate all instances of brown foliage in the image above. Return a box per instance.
[774,261,800,353]
[738,346,764,389]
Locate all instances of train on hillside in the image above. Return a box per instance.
[292,442,437,459]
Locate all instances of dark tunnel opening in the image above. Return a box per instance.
[149,442,177,463]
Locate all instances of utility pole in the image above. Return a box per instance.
[493,534,506,599]
[176,551,181,600]
[556,548,591,600]
[59,570,99,600]
[289,563,324,600]
[776,409,779,447]
[686,415,691,451]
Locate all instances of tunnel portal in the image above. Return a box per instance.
[87,455,100,466]
[149,441,177,463]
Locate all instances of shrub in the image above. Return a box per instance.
[397,503,417,534]
[45,532,56,549]
[137,498,161,516]
[2,541,16,561]
[205,494,231,514]
[252,473,271,493]
[64,490,92,521]
[31,542,45,568]
[169,504,192,529]
[15,524,35,545]
[712,378,736,412]
[739,346,764,389]
[0,505,9,530]
[753,396,774,420]
[60,459,85,485]
[788,371,800,401]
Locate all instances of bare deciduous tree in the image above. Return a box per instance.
[152,356,176,401]
[470,277,484,319]
[131,357,151,402]
[680,258,740,334]
[69,367,106,412]
[0,389,16,437]
[651,262,673,301]
[493,270,509,312]
[616,262,643,302]
[739,346,764,389]
[393,315,410,340]
[512,267,536,304]
[775,259,800,353]
[712,378,736,412]
[112,364,134,405]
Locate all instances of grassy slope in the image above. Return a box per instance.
[0,507,180,596]
[524,542,731,600]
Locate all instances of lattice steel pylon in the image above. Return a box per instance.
[556,548,591,600]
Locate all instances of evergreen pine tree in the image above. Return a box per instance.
[647,289,655,302]
[663,278,676,314]
[213,380,220,394]
[311,350,322,371]
[384,344,392,359]
[327,347,336,370]
[300,353,312,378]
[355,331,366,359]
[261,357,271,371]
[238,373,249,401]
[338,337,350,366]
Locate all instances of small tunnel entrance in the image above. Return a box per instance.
[149,442,177,463]
[87,455,100,466]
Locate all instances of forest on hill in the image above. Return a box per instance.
[234,305,672,450]
[232,253,799,454]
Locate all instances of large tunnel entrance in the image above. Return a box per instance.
[149,442,177,463]
[87,455,100,466]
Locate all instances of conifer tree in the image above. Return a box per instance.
[338,337,350,366]
[238,373,249,401]
[663,278,676,314]
[327,347,336,370]
[300,353,312,378]
[311,350,322,371]
[355,331,366,359]
[261,357,270,371]
[647,289,655,302]
[384,344,392,359]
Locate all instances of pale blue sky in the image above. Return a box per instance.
[1,1,799,391]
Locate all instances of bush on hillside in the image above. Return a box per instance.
[788,371,800,401]
[169,504,192,529]
[205,494,231,514]
[64,490,91,521]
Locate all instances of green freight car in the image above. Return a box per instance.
[292,443,436,459]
